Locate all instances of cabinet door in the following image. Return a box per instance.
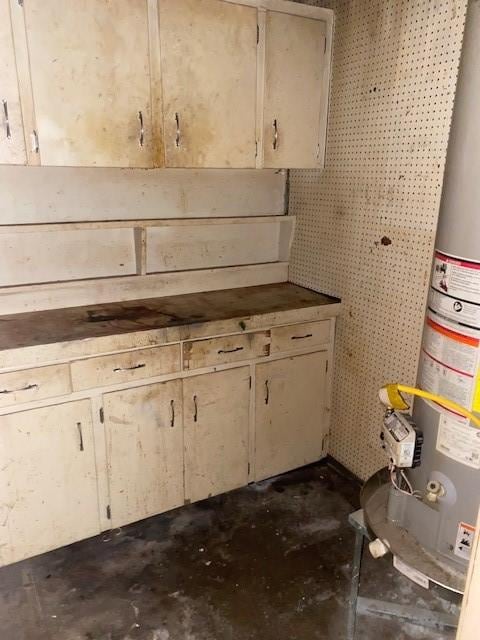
[255,352,328,481]
[0,400,100,566]
[0,0,26,164]
[159,0,257,168]
[263,11,326,169]
[183,367,250,502]
[23,0,156,167]
[103,380,184,529]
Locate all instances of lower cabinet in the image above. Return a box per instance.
[103,379,184,529]
[0,400,100,565]
[183,367,250,503]
[254,351,328,481]
[0,347,332,564]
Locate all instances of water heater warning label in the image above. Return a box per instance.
[429,289,480,330]
[455,522,476,561]
[436,415,480,469]
[420,313,479,411]
[420,352,474,410]
[432,252,480,304]
[423,314,479,375]
[430,251,480,329]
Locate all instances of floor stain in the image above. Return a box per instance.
[0,462,456,639]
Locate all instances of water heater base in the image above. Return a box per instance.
[361,469,466,595]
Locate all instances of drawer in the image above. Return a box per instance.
[71,344,181,391]
[270,321,330,354]
[0,364,71,408]
[183,331,270,370]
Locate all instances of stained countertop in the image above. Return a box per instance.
[0,282,341,352]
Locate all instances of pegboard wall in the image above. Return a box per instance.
[289,0,468,480]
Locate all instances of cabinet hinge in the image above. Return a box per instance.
[249,375,252,389]
[324,36,327,54]
[99,407,104,423]
[257,24,259,44]
[248,462,251,475]
[106,505,111,520]
[255,141,258,158]
[325,360,329,373]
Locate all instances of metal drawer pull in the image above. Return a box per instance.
[2,100,11,138]
[291,333,313,341]
[77,422,84,452]
[272,119,278,150]
[217,346,244,354]
[170,399,175,427]
[138,110,144,147]
[193,395,198,423]
[264,380,269,405]
[113,363,146,372]
[0,383,38,395]
[175,112,180,147]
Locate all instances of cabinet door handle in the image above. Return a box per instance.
[77,422,84,452]
[272,119,278,150]
[264,380,269,405]
[31,130,39,153]
[0,383,38,395]
[175,112,180,147]
[291,333,313,341]
[138,110,144,147]
[2,100,11,138]
[193,394,198,423]
[217,346,244,355]
[113,363,146,372]
[170,399,175,427]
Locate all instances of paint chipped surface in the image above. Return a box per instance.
[0,462,456,639]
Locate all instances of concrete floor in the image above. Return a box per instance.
[0,461,459,640]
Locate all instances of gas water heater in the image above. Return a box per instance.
[362,0,480,594]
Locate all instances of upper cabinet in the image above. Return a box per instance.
[0,0,26,164]
[22,0,157,167]
[262,11,328,169]
[160,0,257,168]
[4,0,332,169]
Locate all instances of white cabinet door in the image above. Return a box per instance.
[255,352,328,481]
[23,0,156,167]
[0,0,26,164]
[262,11,326,169]
[0,400,100,566]
[183,367,250,502]
[159,0,257,168]
[103,380,184,528]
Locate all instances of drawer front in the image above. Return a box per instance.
[183,332,270,370]
[270,321,330,354]
[0,364,71,408]
[71,345,181,391]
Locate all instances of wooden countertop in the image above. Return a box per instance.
[0,283,340,352]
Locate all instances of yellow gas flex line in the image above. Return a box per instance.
[379,383,480,428]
